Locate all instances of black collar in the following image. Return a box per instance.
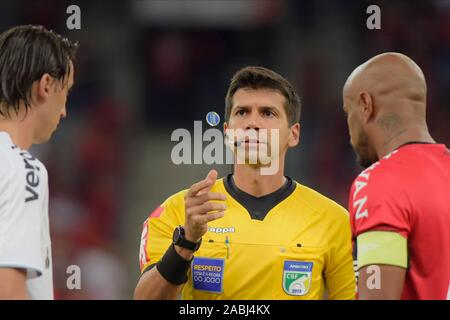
[223,174,296,221]
[396,141,436,150]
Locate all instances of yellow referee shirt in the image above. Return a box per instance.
[139,175,355,300]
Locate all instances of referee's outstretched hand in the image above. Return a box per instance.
[183,169,227,244]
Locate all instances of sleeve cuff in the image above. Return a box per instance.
[0,262,43,278]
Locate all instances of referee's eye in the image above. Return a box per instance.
[262,110,275,117]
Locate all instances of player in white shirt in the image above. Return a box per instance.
[0,25,77,299]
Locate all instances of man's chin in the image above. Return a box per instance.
[34,132,53,145]
[235,153,276,166]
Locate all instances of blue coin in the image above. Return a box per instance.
[206,111,220,126]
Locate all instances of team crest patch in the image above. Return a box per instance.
[192,257,225,293]
[282,261,313,296]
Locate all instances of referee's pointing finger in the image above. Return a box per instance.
[187,169,218,197]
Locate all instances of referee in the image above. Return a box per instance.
[135,67,355,300]
[0,25,77,299]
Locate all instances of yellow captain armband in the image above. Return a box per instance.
[357,231,408,269]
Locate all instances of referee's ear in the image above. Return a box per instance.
[223,122,229,141]
[288,122,300,148]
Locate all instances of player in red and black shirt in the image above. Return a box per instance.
[342,52,450,300]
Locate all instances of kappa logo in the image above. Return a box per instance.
[208,227,235,234]
[282,261,313,296]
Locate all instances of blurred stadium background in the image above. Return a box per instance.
[0,0,449,299]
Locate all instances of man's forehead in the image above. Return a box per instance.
[342,83,351,98]
[343,67,363,100]
[232,88,286,108]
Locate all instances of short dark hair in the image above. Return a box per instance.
[0,25,78,117]
[224,66,301,126]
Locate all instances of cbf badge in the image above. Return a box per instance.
[282,261,313,296]
[192,257,225,293]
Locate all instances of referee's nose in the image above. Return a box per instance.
[246,124,260,131]
[245,113,262,131]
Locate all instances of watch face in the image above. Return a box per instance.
[173,227,181,244]
[173,226,200,251]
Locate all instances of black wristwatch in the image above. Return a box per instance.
[172,226,202,252]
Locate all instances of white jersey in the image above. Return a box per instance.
[0,131,53,299]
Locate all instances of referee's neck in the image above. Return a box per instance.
[232,164,287,197]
